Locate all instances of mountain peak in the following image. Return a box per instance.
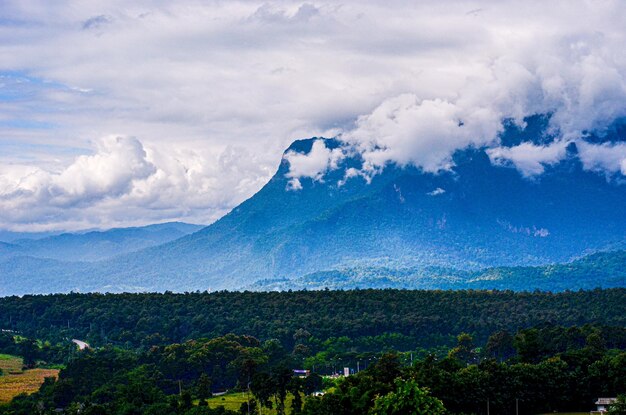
[1,133,625,295]
[283,137,341,155]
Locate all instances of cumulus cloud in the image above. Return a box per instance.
[0,136,155,209]
[52,136,155,206]
[577,140,626,176]
[284,139,344,188]
[343,94,502,173]
[1,0,625,228]
[338,33,626,177]
[0,136,272,231]
[486,141,570,177]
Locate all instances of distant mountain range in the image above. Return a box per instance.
[0,222,203,262]
[0,121,625,295]
[249,250,626,291]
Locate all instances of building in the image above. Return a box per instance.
[591,397,617,414]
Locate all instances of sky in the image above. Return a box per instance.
[0,0,625,231]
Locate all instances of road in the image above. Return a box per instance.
[71,339,90,350]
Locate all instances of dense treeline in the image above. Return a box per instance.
[0,333,73,367]
[0,325,625,415]
[303,346,626,415]
[1,290,624,414]
[1,289,624,350]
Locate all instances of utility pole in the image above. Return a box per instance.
[247,381,251,415]
[487,398,490,415]
[357,361,360,372]
[516,398,519,415]
[178,380,182,396]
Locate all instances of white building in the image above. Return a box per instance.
[591,397,617,414]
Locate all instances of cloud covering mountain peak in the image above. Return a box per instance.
[286,25,626,182]
[1,0,625,230]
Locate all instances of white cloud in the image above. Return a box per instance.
[339,31,626,177]
[51,135,155,206]
[285,177,303,191]
[284,139,344,185]
[427,188,446,196]
[343,94,502,173]
[0,136,273,231]
[0,0,625,229]
[577,140,626,176]
[498,220,550,238]
[486,141,570,177]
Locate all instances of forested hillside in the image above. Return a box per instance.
[1,289,624,349]
[1,132,625,295]
[0,324,624,414]
[0,289,624,414]
[250,250,626,291]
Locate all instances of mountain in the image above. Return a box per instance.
[0,230,61,243]
[0,124,625,295]
[464,250,626,291]
[88,136,624,292]
[0,222,204,262]
[0,241,24,261]
[248,250,626,291]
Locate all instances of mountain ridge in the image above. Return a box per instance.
[248,250,626,292]
[0,222,204,262]
[0,124,625,295]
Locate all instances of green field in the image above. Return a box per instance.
[0,354,22,374]
[206,392,296,415]
[537,413,588,414]
[204,396,590,415]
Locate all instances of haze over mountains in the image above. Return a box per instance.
[0,117,624,296]
[0,222,203,262]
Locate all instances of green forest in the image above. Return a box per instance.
[1,289,625,349]
[0,289,624,414]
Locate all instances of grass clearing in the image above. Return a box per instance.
[206,392,296,414]
[0,355,22,375]
[0,355,59,404]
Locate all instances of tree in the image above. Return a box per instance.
[180,390,193,411]
[370,353,402,385]
[251,373,274,411]
[485,330,516,362]
[293,329,311,344]
[197,373,213,400]
[586,330,607,355]
[19,338,39,367]
[514,329,547,363]
[303,373,323,395]
[271,366,293,415]
[370,379,446,415]
[448,333,477,365]
[239,399,258,415]
[288,377,304,414]
[608,395,626,415]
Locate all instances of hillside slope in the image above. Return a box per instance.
[1,131,625,294]
[0,222,203,262]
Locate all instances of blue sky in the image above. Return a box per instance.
[0,0,625,231]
